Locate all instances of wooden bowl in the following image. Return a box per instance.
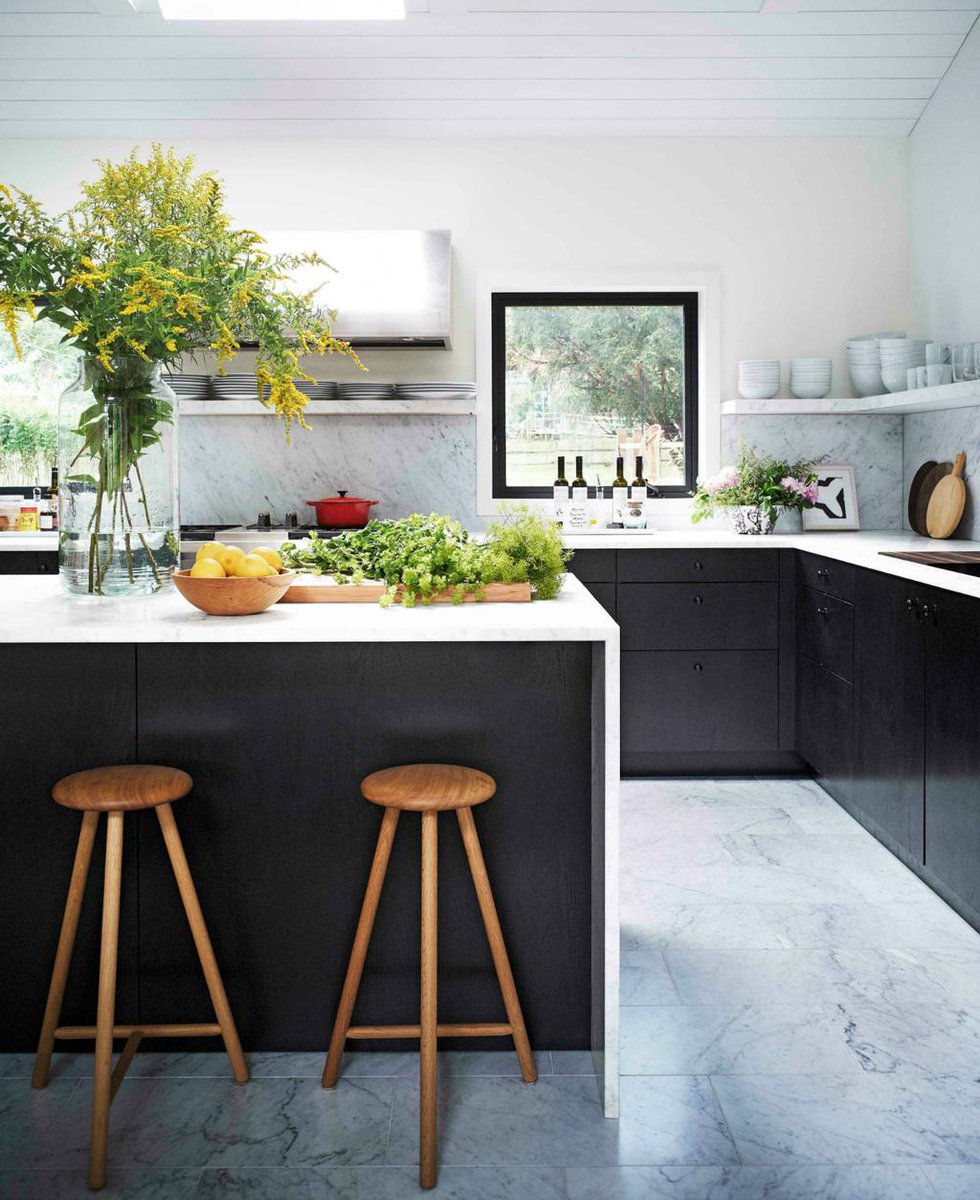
[172,569,297,616]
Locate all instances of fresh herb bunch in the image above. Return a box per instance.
[0,145,361,434]
[280,508,570,606]
[692,444,818,524]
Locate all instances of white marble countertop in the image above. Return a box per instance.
[0,572,618,645]
[0,533,58,551]
[563,528,980,601]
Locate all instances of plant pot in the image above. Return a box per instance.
[724,505,779,536]
[58,357,179,596]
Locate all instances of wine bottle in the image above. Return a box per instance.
[568,455,589,530]
[552,455,569,526]
[630,456,647,501]
[49,465,59,532]
[611,455,629,527]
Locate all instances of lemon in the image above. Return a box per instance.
[215,545,246,576]
[252,546,283,572]
[235,553,275,578]
[189,558,225,579]
[195,540,226,562]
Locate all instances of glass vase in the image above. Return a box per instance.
[58,356,179,596]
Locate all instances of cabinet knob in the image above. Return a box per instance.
[905,598,914,614]
[693,560,703,570]
[693,662,704,672]
[816,606,831,615]
[816,569,828,578]
[694,594,704,605]
[37,562,48,573]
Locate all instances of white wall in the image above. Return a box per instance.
[0,135,912,524]
[910,18,980,344]
[1,136,910,394]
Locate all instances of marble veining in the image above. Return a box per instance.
[904,406,980,539]
[179,414,481,529]
[722,413,904,530]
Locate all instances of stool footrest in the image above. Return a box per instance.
[346,1022,512,1040]
[54,1023,222,1041]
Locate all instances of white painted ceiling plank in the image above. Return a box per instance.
[1,9,975,33]
[0,96,925,118]
[0,34,966,56]
[0,116,918,136]
[1,76,935,99]
[0,55,953,80]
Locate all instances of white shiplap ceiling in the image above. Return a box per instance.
[0,0,976,138]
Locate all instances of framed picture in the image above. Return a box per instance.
[802,464,860,531]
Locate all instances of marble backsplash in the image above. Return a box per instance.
[903,408,980,538]
[722,414,905,530]
[179,410,909,532]
[179,414,481,528]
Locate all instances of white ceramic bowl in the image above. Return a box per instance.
[738,382,780,400]
[881,367,909,393]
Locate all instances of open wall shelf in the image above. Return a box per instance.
[722,380,980,417]
[179,398,478,417]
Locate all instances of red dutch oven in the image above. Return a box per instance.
[306,491,379,528]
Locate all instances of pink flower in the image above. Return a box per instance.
[781,477,819,504]
[704,466,739,495]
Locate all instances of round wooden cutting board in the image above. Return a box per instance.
[908,460,942,535]
[926,452,967,539]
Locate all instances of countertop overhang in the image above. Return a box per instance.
[0,572,618,645]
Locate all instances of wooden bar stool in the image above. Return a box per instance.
[32,764,249,1191]
[322,763,537,1190]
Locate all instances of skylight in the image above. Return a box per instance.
[159,0,405,19]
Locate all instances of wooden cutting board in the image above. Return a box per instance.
[911,461,952,536]
[280,579,532,604]
[908,460,941,535]
[926,452,967,539]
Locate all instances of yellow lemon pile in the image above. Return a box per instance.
[189,542,283,579]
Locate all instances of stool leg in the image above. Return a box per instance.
[322,806,400,1089]
[456,808,537,1085]
[156,803,249,1085]
[89,810,124,1191]
[33,810,100,1090]
[420,810,438,1190]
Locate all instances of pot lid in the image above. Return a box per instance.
[306,492,379,505]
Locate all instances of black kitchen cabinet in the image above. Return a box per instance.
[566,548,616,619]
[924,589,980,921]
[797,586,854,682]
[850,570,927,861]
[796,653,853,792]
[0,551,57,574]
[623,649,779,753]
[618,582,778,651]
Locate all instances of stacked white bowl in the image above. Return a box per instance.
[879,337,927,393]
[738,360,780,400]
[845,331,903,397]
[789,358,832,399]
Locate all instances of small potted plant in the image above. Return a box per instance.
[692,445,818,534]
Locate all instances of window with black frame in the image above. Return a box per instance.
[491,291,698,499]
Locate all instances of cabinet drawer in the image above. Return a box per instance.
[618,582,778,651]
[566,549,616,583]
[798,552,855,602]
[622,650,779,752]
[796,654,853,782]
[798,586,854,682]
[617,549,777,584]
[0,551,57,575]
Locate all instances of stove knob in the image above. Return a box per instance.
[257,511,271,529]
[284,511,298,528]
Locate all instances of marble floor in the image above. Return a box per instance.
[4,777,980,1199]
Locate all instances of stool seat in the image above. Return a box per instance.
[360,763,496,812]
[53,765,193,812]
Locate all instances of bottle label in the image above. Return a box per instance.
[568,486,589,529]
[629,485,646,501]
[612,484,629,526]
[552,485,568,526]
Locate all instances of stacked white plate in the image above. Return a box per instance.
[259,379,338,401]
[845,332,903,397]
[211,373,262,400]
[394,382,478,401]
[163,373,211,399]
[879,337,927,394]
[738,360,780,400]
[337,381,395,400]
[789,358,832,400]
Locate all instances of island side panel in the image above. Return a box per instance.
[0,645,139,1051]
[134,641,593,1052]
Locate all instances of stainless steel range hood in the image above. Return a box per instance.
[261,229,452,350]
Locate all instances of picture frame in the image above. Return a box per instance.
[802,464,860,531]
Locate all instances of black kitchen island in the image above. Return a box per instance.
[0,576,620,1116]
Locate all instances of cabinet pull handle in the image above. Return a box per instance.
[905,598,915,614]
[816,569,828,578]
[816,606,830,615]
[693,662,704,672]
[919,602,931,623]
[694,594,704,605]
